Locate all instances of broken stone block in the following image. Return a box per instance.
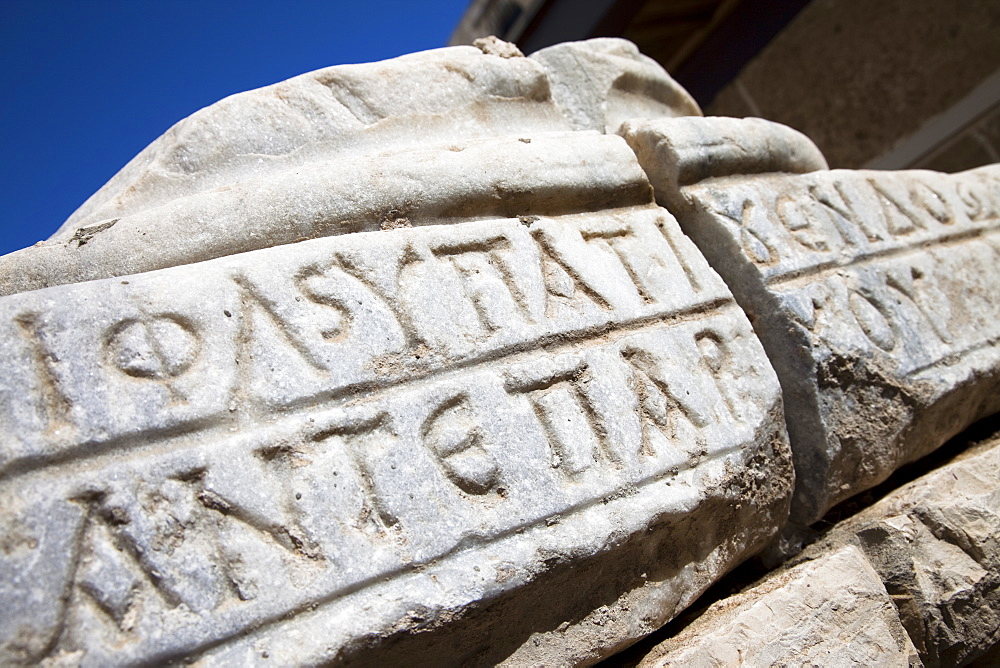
[0,203,791,665]
[623,116,1000,525]
[638,545,922,667]
[0,39,697,296]
[800,430,1000,666]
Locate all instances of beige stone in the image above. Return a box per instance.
[801,432,1000,666]
[704,0,1000,168]
[639,546,922,667]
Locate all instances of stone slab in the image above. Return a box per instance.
[638,545,922,667]
[624,116,1000,525]
[0,205,791,666]
[801,429,1000,666]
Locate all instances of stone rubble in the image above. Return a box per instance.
[638,545,922,667]
[624,116,1000,526]
[0,35,998,666]
[798,431,1000,666]
[642,426,1000,667]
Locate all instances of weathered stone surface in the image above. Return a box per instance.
[638,546,922,667]
[0,133,651,296]
[0,203,791,665]
[800,431,1000,666]
[530,38,701,134]
[0,39,697,297]
[624,116,1000,525]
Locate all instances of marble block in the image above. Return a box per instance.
[0,204,791,666]
[624,116,1000,525]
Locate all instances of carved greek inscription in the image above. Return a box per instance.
[14,312,74,436]
[957,181,992,220]
[581,226,658,304]
[67,489,180,632]
[775,194,831,252]
[430,235,534,330]
[232,274,328,374]
[74,516,148,631]
[808,181,877,245]
[505,359,613,476]
[581,219,701,303]
[422,394,500,495]
[294,266,355,342]
[847,289,896,351]
[712,199,778,266]
[104,315,200,380]
[397,238,529,351]
[133,475,269,610]
[335,251,425,349]
[884,265,953,344]
[869,178,927,237]
[656,219,703,293]
[229,263,409,406]
[621,345,707,456]
[310,412,399,536]
[191,460,323,565]
[908,180,952,225]
[695,329,743,422]
[530,228,612,314]
[79,467,326,616]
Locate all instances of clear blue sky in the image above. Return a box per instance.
[0,0,470,256]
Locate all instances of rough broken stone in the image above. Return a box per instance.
[799,430,1000,666]
[624,116,1000,525]
[0,203,791,665]
[638,545,922,667]
[0,39,698,297]
[530,38,702,134]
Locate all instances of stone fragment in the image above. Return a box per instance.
[800,431,1000,666]
[0,39,697,296]
[0,204,792,665]
[624,116,1000,525]
[473,35,524,58]
[531,38,701,134]
[638,545,922,667]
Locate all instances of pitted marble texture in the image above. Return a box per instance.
[625,116,1000,526]
[0,204,791,666]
